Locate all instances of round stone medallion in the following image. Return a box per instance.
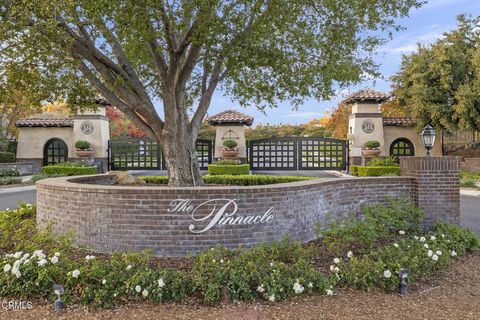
[81,121,94,135]
[361,120,375,134]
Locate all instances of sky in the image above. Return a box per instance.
[205,0,480,126]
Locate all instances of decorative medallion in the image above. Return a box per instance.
[81,121,94,135]
[361,120,375,134]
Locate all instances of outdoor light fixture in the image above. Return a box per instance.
[399,268,409,295]
[421,124,436,156]
[52,284,65,311]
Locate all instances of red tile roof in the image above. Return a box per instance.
[16,117,74,127]
[206,110,254,126]
[344,88,390,103]
[383,117,416,126]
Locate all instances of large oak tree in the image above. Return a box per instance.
[1,0,422,186]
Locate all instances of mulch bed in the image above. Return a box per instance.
[1,253,479,320]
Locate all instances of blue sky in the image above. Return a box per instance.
[205,0,480,126]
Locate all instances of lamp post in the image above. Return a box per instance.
[421,124,436,156]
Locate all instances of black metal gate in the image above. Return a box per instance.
[248,137,347,171]
[108,138,213,170]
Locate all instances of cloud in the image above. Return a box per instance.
[283,112,323,119]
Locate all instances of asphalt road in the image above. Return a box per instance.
[0,186,478,234]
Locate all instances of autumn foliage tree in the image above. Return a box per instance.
[2,0,423,185]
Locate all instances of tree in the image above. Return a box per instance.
[324,102,351,139]
[391,15,480,132]
[1,0,423,186]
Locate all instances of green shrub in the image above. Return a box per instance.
[363,140,380,149]
[31,173,66,182]
[460,179,479,189]
[75,140,91,150]
[141,175,314,186]
[0,152,15,163]
[367,156,398,166]
[0,167,20,177]
[222,139,238,149]
[460,169,480,181]
[0,176,22,185]
[216,159,241,165]
[357,166,400,177]
[350,165,359,176]
[207,164,250,175]
[41,165,98,176]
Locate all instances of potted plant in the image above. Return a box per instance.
[75,140,94,158]
[362,140,381,157]
[222,139,239,158]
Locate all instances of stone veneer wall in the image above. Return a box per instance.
[36,157,460,257]
[37,175,415,257]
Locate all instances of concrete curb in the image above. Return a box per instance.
[460,189,480,197]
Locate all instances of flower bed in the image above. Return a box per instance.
[1,201,478,308]
[141,174,314,186]
[0,167,21,185]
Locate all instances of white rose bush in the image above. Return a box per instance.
[1,201,479,308]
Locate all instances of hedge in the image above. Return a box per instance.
[350,165,359,176]
[0,152,15,163]
[0,176,22,185]
[356,166,401,177]
[207,164,250,175]
[141,175,314,186]
[40,165,98,176]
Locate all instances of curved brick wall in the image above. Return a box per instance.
[36,175,417,257]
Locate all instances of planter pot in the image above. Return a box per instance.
[222,148,239,158]
[75,149,94,158]
[361,148,381,157]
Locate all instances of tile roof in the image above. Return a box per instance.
[383,117,416,126]
[206,110,254,126]
[344,88,390,103]
[16,117,74,128]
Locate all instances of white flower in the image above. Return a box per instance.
[157,278,165,288]
[37,259,48,267]
[3,264,11,273]
[102,279,107,285]
[50,256,59,264]
[23,259,30,265]
[72,269,81,278]
[126,265,132,271]
[419,237,426,242]
[257,284,265,293]
[424,244,429,249]
[212,259,216,263]
[333,266,340,273]
[32,250,45,260]
[432,254,439,262]
[270,262,274,267]
[308,282,313,288]
[430,236,436,241]
[451,250,457,257]
[414,236,419,240]
[393,243,399,248]
[333,258,340,264]
[383,270,392,279]
[399,230,405,235]
[329,265,335,272]
[13,251,23,259]
[54,252,61,257]
[326,289,334,296]
[85,255,95,261]
[135,285,142,293]
[12,267,21,278]
[293,281,304,294]
[220,259,224,263]
[435,250,442,256]
[347,251,353,258]
[54,289,61,295]
[142,289,149,297]
[427,250,433,257]
[441,234,445,238]
[269,294,275,302]
[22,253,30,260]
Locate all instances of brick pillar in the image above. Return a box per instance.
[400,156,461,227]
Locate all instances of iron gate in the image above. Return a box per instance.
[108,138,213,170]
[248,137,347,171]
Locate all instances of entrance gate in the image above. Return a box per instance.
[108,138,213,171]
[248,137,347,171]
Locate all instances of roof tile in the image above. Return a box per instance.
[383,117,416,126]
[344,88,390,103]
[16,118,74,127]
[206,110,254,126]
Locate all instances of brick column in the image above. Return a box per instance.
[400,156,461,227]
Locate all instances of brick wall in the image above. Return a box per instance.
[36,175,416,257]
[400,156,461,227]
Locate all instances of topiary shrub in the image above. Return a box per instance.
[350,165,359,176]
[363,140,380,149]
[208,163,250,175]
[0,152,15,163]
[356,166,400,177]
[41,165,98,176]
[222,139,238,149]
[74,140,92,150]
[216,159,241,165]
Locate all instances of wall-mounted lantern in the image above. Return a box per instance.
[421,124,436,156]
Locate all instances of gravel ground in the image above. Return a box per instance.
[1,254,479,320]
